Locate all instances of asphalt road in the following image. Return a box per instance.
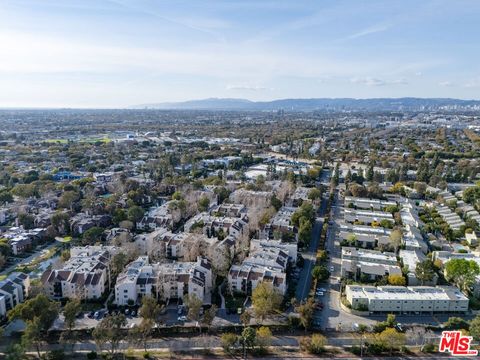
[295,197,328,301]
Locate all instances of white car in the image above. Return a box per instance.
[315,291,324,296]
[177,315,188,322]
[329,266,334,272]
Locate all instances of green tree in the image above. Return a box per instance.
[295,297,315,331]
[242,327,256,352]
[388,274,406,286]
[256,326,272,349]
[311,265,329,283]
[300,334,327,355]
[270,195,282,211]
[18,213,35,230]
[22,317,43,358]
[198,196,210,212]
[308,188,322,201]
[82,226,104,245]
[139,296,162,324]
[444,317,470,330]
[221,333,238,354]
[376,328,406,355]
[58,190,80,210]
[445,258,480,293]
[127,205,145,223]
[251,281,283,321]
[63,298,81,331]
[415,259,436,285]
[184,294,203,322]
[469,314,480,341]
[8,294,59,332]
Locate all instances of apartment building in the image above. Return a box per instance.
[0,272,30,317]
[338,223,391,249]
[42,246,116,300]
[228,263,286,296]
[436,205,465,231]
[344,208,394,226]
[115,256,213,306]
[250,238,298,262]
[345,285,469,314]
[341,247,401,280]
[345,196,397,211]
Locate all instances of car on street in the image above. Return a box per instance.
[315,291,324,296]
[329,266,334,272]
[177,315,188,322]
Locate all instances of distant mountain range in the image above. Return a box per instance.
[130,97,480,111]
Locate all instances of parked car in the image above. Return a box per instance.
[177,315,187,322]
[329,266,334,272]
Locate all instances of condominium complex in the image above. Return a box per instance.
[345,285,469,314]
[115,256,213,306]
[341,247,401,279]
[41,246,117,300]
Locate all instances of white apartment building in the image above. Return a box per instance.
[341,247,401,280]
[228,263,286,296]
[115,256,213,306]
[250,238,298,262]
[345,285,469,314]
[0,272,30,317]
[345,196,397,211]
[41,246,116,300]
[338,223,391,249]
[344,208,393,226]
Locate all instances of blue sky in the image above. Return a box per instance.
[1,0,479,107]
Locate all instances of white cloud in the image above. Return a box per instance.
[226,84,270,91]
[346,24,390,40]
[438,81,453,87]
[464,77,480,88]
[350,77,408,86]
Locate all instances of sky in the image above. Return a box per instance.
[1,0,480,108]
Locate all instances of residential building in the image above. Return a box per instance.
[345,196,397,211]
[345,285,468,314]
[341,247,401,280]
[115,256,213,306]
[41,246,116,300]
[0,273,30,317]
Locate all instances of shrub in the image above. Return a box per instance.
[87,351,98,359]
[421,343,436,353]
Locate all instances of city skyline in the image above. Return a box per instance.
[1,0,479,107]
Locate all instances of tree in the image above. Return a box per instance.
[127,205,144,223]
[251,281,283,321]
[184,294,203,322]
[388,274,406,286]
[130,319,154,352]
[201,304,218,330]
[111,252,129,276]
[18,213,35,230]
[295,298,315,331]
[8,294,59,332]
[60,249,71,262]
[198,196,210,212]
[388,229,402,252]
[270,195,282,211]
[300,334,327,354]
[0,253,6,269]
[242,327,256,352]
[376,328,406,355]
[139,296,162,324]
[445,258,480,293]
[308,188,322,201]
[22,317,43,358]
[82,226,104,245]
[444,317,470,330]
[92,314,127,355]
[63,298,81,331]
[311,265,329,283]
[469,314,480,341]
[58,191,79,210]
[5,343,26,360]
[221,333,238,354]
[415,259,436,285]
[240,310,251,327]
[256,326,272,349]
